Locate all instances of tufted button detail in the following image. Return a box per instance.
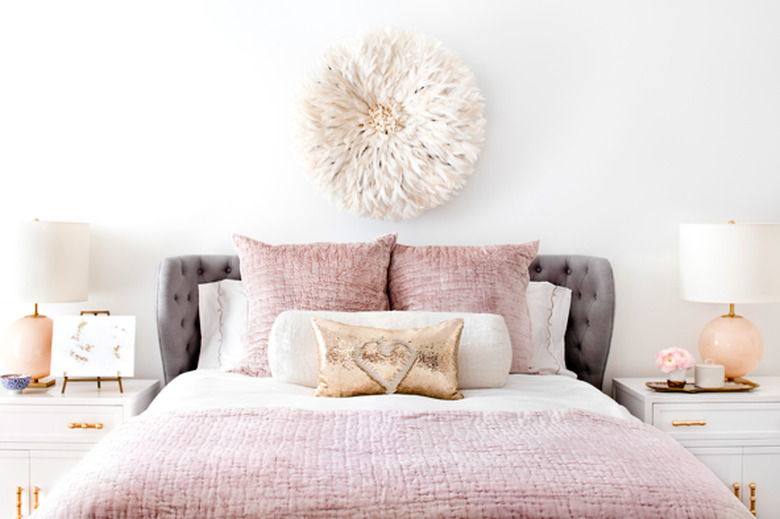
[225,267,232,274]
[187,294,191,302]
[180,319,185,328]
[197,269,203,275]
[535,266,542,273]
[173,294,178,302]
[566,268,572,275]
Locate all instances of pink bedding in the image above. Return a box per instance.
[33,407,750,518]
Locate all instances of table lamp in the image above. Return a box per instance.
[1,220,89,387]
[679,222,780,380]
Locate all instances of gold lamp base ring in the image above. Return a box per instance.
[28,377,56,388]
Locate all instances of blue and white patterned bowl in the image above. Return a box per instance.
[1,374,32,393]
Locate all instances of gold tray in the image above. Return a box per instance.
[645,379,759,393]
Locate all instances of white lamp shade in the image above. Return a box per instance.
[679,223,780,304]
[3,221,90,303]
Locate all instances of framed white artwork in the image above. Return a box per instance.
[51,315,136,377]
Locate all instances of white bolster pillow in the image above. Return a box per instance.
[268,310,512,389]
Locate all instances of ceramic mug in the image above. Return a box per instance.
[695,359,725,389]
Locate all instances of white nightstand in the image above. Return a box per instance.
[613,376,780,517]
[0,378,159,517]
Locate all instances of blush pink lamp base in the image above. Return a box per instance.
[1,312,56,387]
[698,312,763,380]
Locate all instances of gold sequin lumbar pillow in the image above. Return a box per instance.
[312,317,464,400]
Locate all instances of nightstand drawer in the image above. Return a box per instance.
[653,403,780,439]
[0,404,124,444]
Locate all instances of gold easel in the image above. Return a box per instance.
[61,371,124,393]
[60,311,124,394]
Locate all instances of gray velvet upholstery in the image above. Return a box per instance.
[528,255,615,390]
[156,255,240,384]
[157,254,615,389]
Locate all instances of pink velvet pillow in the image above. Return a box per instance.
[388,240,539,374]
[232,233,397,377]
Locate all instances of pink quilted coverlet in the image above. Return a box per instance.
[34,408,749,518]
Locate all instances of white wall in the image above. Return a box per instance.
[1,1,779,392]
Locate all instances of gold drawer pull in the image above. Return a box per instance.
[33,486,39,510]
[16,487,22,519]
[671,420,707,427]
[733,482,740,499]
[749,482,756,516]
[68,422,104,430]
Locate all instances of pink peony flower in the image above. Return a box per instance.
[655,347,695,373]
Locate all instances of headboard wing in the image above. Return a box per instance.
[529,255,615,390]
[157,254,615,389]
[156,255,240,384]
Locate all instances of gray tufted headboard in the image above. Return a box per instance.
[156,254,615,390]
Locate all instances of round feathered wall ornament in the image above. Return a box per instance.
[295,26,486,221]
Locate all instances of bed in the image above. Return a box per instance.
[32,240,751,518]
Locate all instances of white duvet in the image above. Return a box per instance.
[146,370,634,420]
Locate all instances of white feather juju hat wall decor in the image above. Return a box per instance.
[295,26,486,221]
